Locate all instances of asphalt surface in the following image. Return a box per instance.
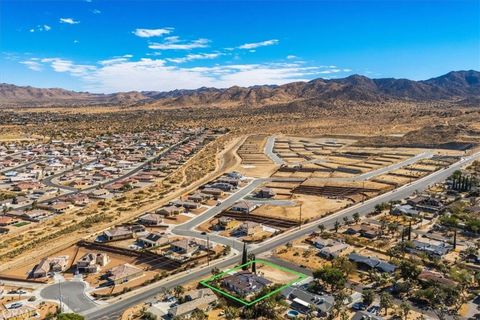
[264,135,284,165]
[13,135,197,212]
[82,151,480,320]
[40,281,97,313]
[171,178,267,250]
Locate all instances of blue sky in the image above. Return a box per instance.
[1,0,479,93]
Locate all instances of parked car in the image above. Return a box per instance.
[367,305,380,315]
[352,302,367,311]
[9,302,23,309]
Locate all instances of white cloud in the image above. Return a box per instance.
[73,40,80,44]
[59,18,80,25]
[133,28,172,38]
[29,25,51,32]
[238,39,279,50]
[148,38,209,50]
[20,59,43,71]
[167,53,221,63]
[286,55,297,59]
[40,58,96,76]
[18,55,351,93]
[92,9,101,14]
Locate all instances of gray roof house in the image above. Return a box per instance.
[282,286,334,317]
[348,253,396,273]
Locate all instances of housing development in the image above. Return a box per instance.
[1,1,480,319]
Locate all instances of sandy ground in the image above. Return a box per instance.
[256,263,300,284]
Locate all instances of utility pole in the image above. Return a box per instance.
[299,204,302,229]
[206,235,210,266]
[58,277,63,313]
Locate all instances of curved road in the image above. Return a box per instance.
[40,281,97,313]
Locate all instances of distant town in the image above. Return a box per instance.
[1,127,480,320]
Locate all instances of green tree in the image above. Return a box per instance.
[191,308,207,320]
[332,256,355,277]
[224,306,239,320]
[379,292,393,315]
[318,224,326,234]
[173,285,184,298]
[313,266,346,292]
[334,220,340,233]
[362,289,374,306]
[141,311,157,320]
[353,212,360,224]
[57,314,85,320]
[399,259,421,281]
[400,300,411,320]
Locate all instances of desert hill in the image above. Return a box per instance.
[1,70,478,108]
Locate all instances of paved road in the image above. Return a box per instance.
[264,135,284,165]
[171,179,266,250]
[83,151,480,320]
[40,281,97,313]
[13,135,198,212]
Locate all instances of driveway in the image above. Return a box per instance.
[40,281,97,313]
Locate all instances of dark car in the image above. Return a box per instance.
[352,302,367,311]
[367,305,380,315]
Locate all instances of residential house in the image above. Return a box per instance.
[138,232,168,248]
[50,201,72,213]
[232,221,264,237]
[407,196,444,213]
[31,255,69,278]
[102,226,134,242]
[222,271,271,297]
[107,263,144,284]
[0,305,37,320]
[215,217,239,231]
[170,200,200,210]
[167,288,217,319]
[156,205,185,217]
[201,187,224,197]
[226,171,245,180]
[21,209,52,222]
[230,201,258,214]
[77,253,109,273]
[348,253,396,273]
[138,213,163,226]
[256,188,276,199]
[216,176,240,187]
[392,204,420,217]
[0,216,17,226]
[209,182,234,192]
[345,224,380,239]
[318,242,349,260]
[89,189,111,199]
[169,239,200,256]
[418,270,458,287]
[351,311,384,320]
[408,239,452,257]
[282,286,334,317]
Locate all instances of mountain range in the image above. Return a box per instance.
[1,70,479,108]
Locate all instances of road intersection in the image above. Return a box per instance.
[81,150,480,319]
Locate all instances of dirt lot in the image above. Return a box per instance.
[234,135,278,177]
[256,262,301,284]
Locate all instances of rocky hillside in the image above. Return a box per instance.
[1,70,479,108]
